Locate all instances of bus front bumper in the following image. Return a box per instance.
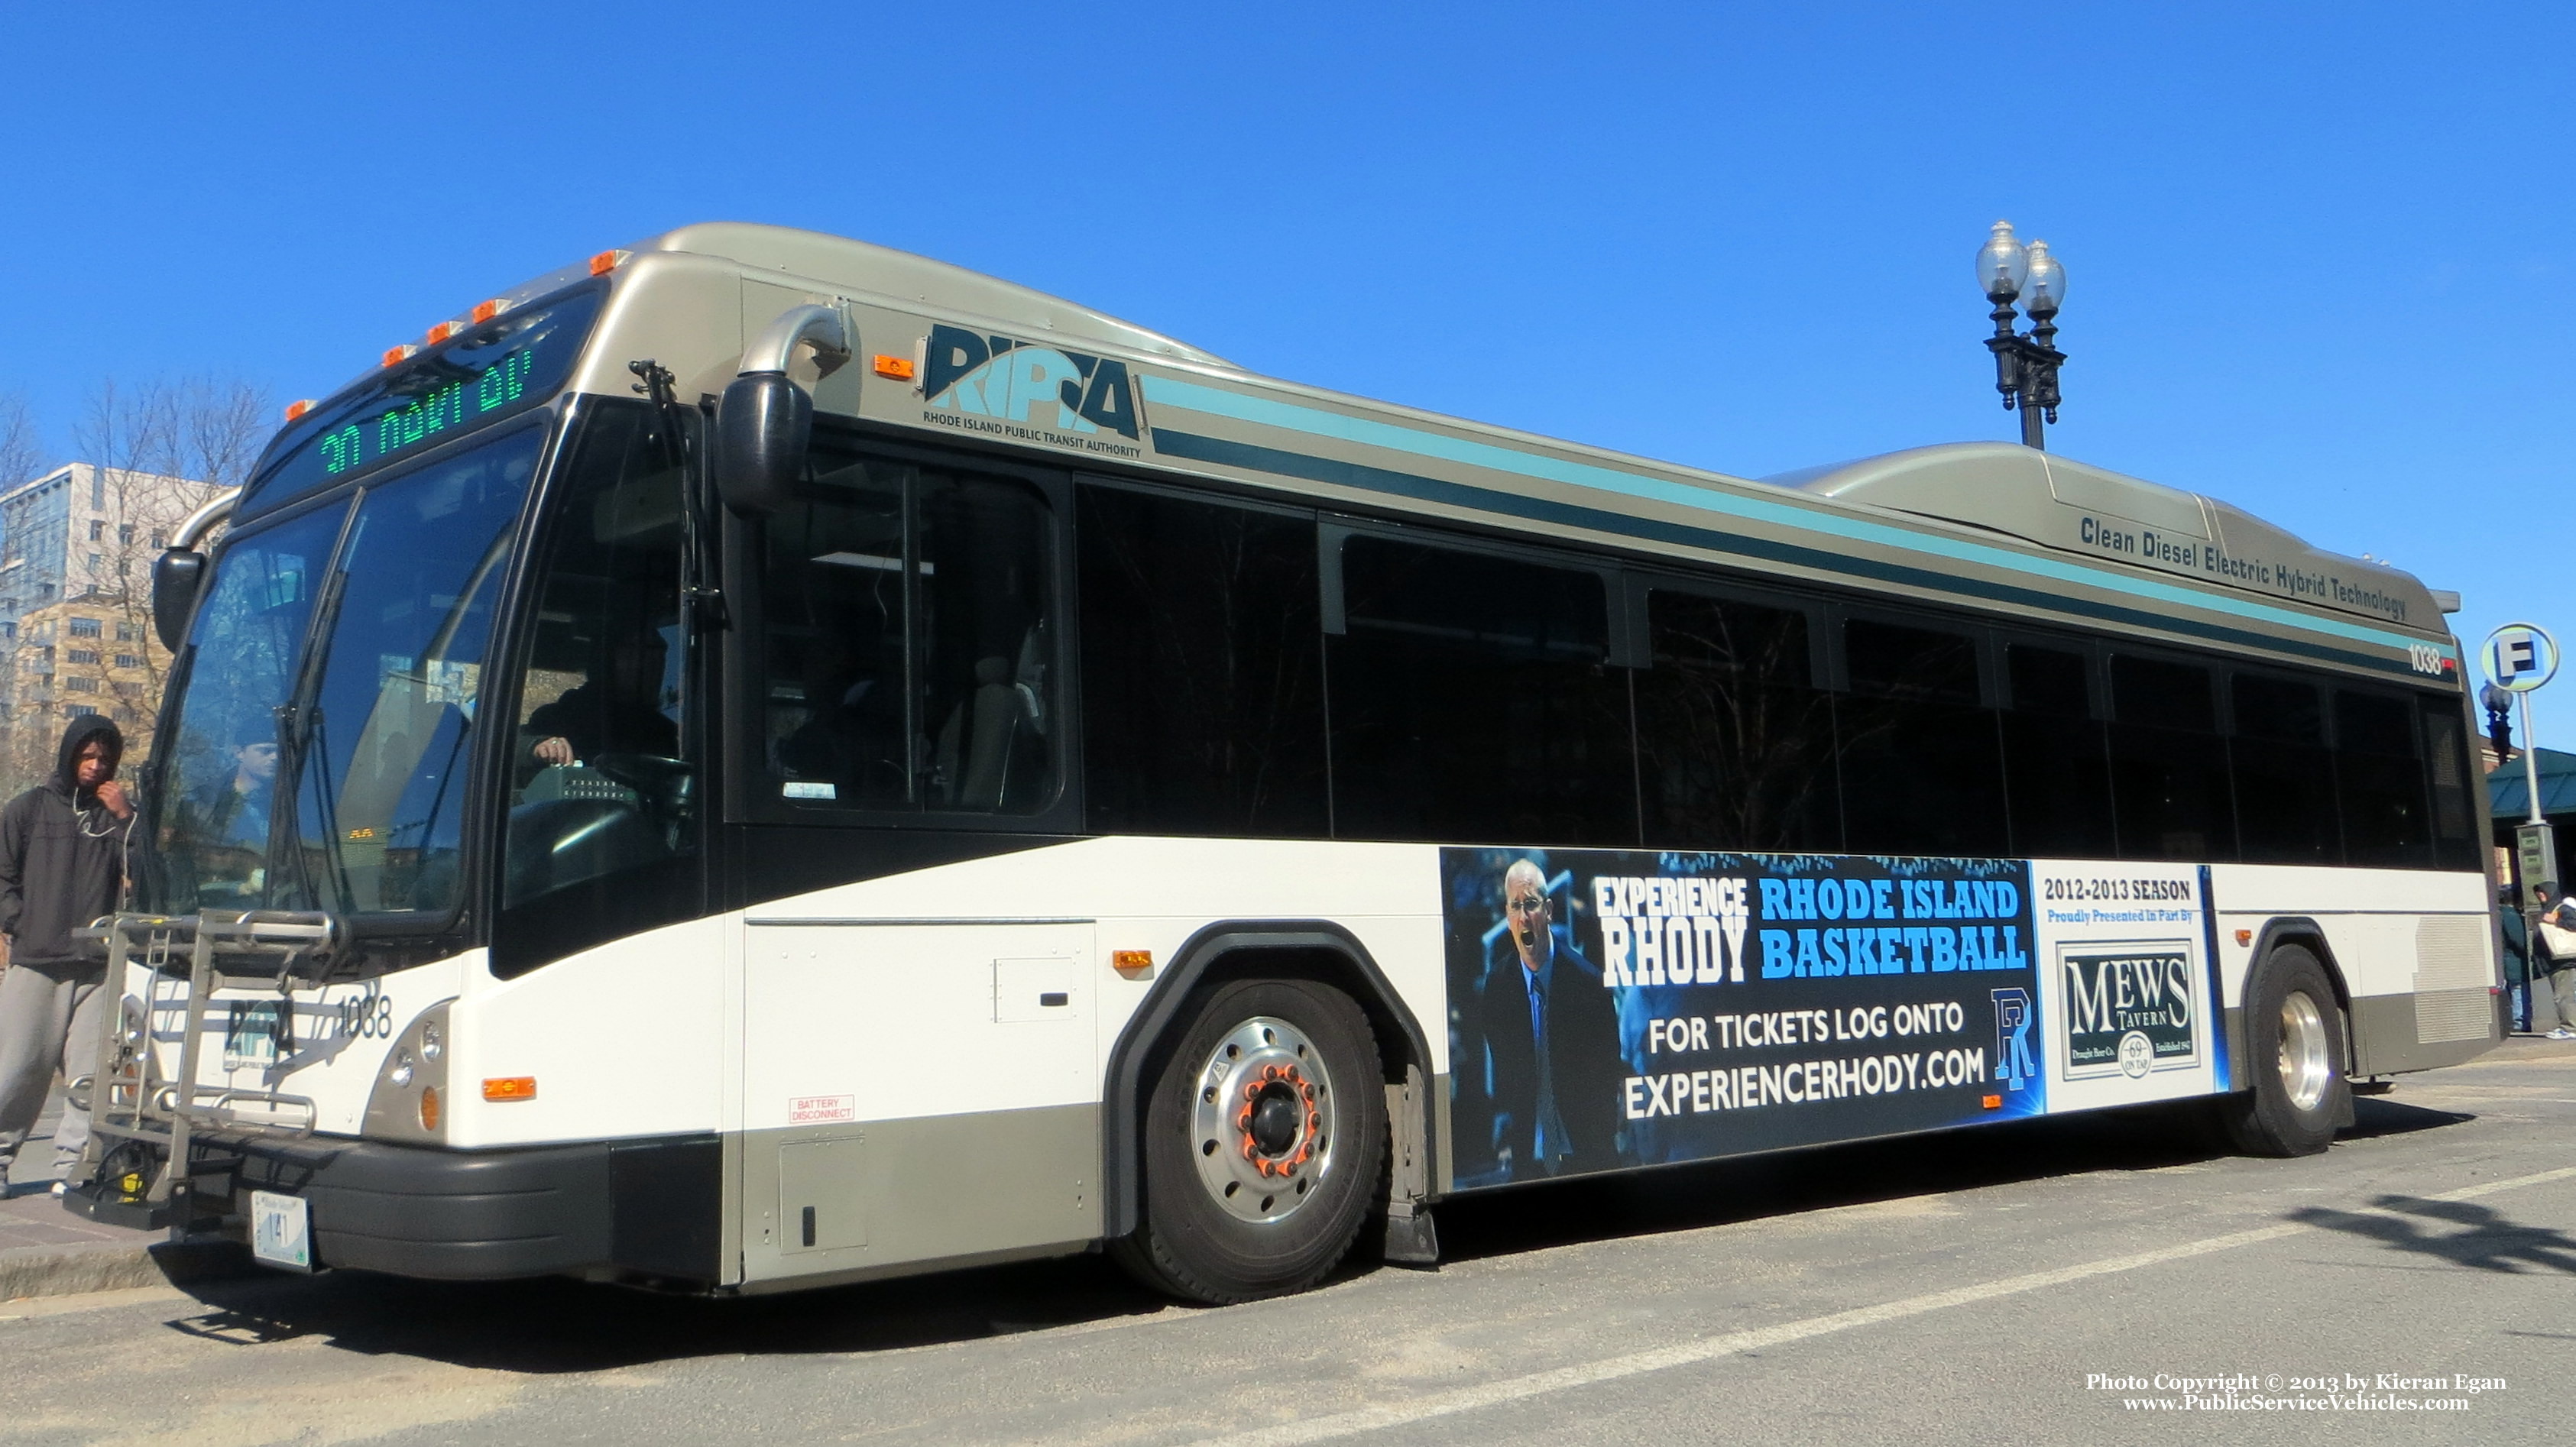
[180,1130,722,1285]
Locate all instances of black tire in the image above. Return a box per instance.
[2216,944,2349,1157]
[1112,978,1387,1304]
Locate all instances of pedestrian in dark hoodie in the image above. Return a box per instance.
[0,715,134,1194]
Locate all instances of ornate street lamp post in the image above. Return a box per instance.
[1975,219,2068,449]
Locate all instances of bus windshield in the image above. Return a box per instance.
[154,427,540,919]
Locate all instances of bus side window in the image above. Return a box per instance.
[2419,697,2479,869]
[1635,590,1838,852]
[2231,672,2341,864]
[2108,654,2235,862]
[756,447,1058,816]
[2002,643,2114,858]
[1837,617,2007,858]
[1075,484,1328,837]
[1327,535,1635,846]
[2337,688,2429,867]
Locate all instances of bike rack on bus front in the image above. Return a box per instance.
[63,911,338,1231]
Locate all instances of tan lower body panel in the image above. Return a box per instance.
[738,1102,1100,1290]
[2347,992,2500,1076]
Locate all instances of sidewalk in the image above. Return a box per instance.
[0,1085,174,1301]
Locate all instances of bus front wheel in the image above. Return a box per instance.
[1114,977,1388,1303]
[2217,944,2349,1157]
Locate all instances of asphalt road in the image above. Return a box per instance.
[5,1041,2573,1447]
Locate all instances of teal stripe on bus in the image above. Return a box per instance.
[1137,374,2451,663]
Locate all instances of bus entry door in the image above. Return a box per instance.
[740,921,1099,1282]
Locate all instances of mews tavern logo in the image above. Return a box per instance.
[2059,944,2198,1080]
[919,323,1144,457]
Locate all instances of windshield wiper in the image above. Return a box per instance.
[272,549,355,915]
[632,358,726,631]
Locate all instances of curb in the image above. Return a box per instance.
[0,1240,255,1303]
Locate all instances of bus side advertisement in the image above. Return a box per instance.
[1443,848,2220,1190]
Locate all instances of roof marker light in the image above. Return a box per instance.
[588,249,630,277]
[381,344,419,367]
[426,321,461,345]
[284,400,317,422]
[471,298,509,324]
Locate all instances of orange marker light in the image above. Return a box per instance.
[588,249,629,277]
[426,321,461,345]
[873,354,916,380]
[419,1085,441,1131]
[1112,949,1154,977]
[382,344,418,367]
[284,400,316,422]
[2234,929,2253,946]
[482,1076,538,1102]
[1981,1094,2003,1110]
[471,298,507,323]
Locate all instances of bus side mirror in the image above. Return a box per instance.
[152,549,207,652]
[716,303,850,517]
[714,370,810,516]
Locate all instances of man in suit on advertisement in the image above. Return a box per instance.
[1480,857,1625,1180]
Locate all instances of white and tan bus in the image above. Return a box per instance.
[72,224,2498,1303]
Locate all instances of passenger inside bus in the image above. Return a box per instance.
[778,635,909,804]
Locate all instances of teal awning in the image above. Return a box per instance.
[2490,747,2576,821]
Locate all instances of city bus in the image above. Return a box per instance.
[71,223,2499,1303]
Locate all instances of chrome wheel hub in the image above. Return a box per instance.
[1189,1015,1337,1223]
[2277,990,2332,1114]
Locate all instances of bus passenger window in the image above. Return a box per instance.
[1077,485,1328,837]
[1636,591,1837,852]
[2108,654,2234,862]
[1327,536,1635,846]
[757,447,1056,815]
[2002,643,2114,858]
[2336,689,2429,866]
[1836,618,2007,858]
[760,456,911,808]
[2420,697,2479,869]
[2231,673,2340,864]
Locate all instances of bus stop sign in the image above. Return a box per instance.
[2483,623,2560,693]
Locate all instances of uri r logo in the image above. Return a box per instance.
[922,324,1140,440]
[1991,987,2037,1093]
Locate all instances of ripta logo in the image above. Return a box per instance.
[921,324,1140,440]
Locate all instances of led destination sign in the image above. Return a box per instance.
[316,348,538,476]
[239,286,602,520]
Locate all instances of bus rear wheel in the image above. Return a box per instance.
[1114,977,1386,1304]
[2217,944,2348,1157]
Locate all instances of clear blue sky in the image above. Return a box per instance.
[3,4,2568,742]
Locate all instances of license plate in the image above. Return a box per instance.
[250,1190,312,1271]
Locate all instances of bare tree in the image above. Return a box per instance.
[9,376,274,782]
[75,372,269,642]
[0,389,41,494]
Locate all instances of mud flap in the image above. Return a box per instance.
[1383,1066,1440,1267]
